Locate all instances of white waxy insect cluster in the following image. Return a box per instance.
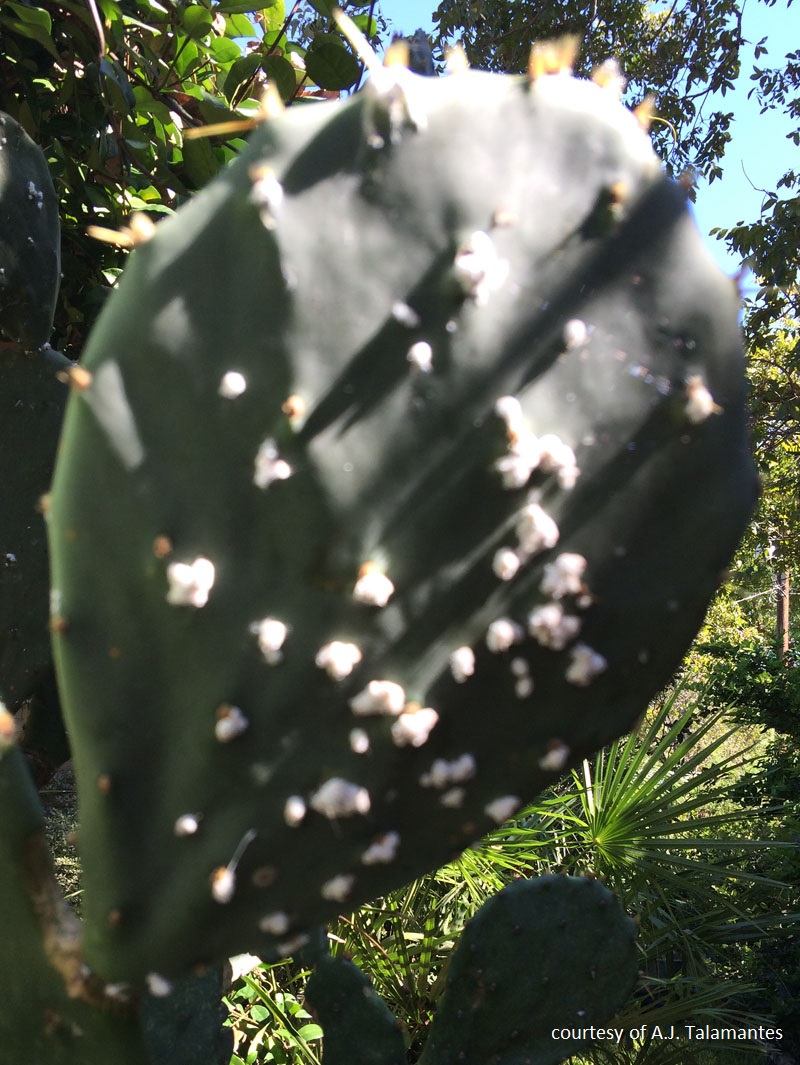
[361,830,401,865]
[538,434,580,490]
[249,165,284,230]
[174,813,201,837]
[441,787,466,808]
[420,753,476,789]
[407,340,433,373]
[492,396,579,492]
[563,318,589,350]
[259,911,291,936]
[252,617,289,664]
[449,645,475,683]
[283,795,307,827]
[492,547,521,581]
[316,641,362,680]
[321,873,356,901]
[214,704,249,743]
[211,866,237,904]
[485,795,522,824]
[516,502,560,557]
[349,680,405,716]
[392,300,420,328]
[486,617,523,653]
[528,602,582,650]
[540,553,587,599]
[166,557,215,607]
[492,500,560,584]
[510,656,534,698]
[391,706,439,748]
[353,563,395,607]
[210,828,257,905]
[685,375,722,424]
[453,231,509,306]
[218,371,247,398]
[538,742,571,772]
[146,973,174,998]
[566,643,608,686]
[253,438,292,489]
[349,727,370,754]
[310,777,371,818]
[494,396,541,489]
[27,179,44,208]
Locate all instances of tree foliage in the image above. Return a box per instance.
[0,0,384,355]
[711,39,799,346]
[430,0,745,182]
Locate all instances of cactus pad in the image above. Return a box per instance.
[48,62,757,986]
[419,874,638,1065]
[0,110,60,348]
[305,953,407,1065]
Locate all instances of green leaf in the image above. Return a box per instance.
[182,4,214,39]
[222,53,262,103]
[262,54,296,102]
[305,37,360,91]
[307,0,336,15]
[210,36,242,64]
[353,14,377,36]
[182,136,221,188]
[2,4,60,60]
[223,12,259,37]
[216,0,278,11]
[5,1,51,30]
[100,57,136,113]
[296,1023,324,1041]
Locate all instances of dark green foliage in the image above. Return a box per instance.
[0,110,60,348]
[419,875,638,1065]
[701,637,800,734]
[0,0,385,354]
[305,953,407,1065]
[430,0,746,181]
[47,62,756,989]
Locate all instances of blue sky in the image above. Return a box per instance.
[376,0,796,283]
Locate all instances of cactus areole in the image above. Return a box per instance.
[48,62,757,985]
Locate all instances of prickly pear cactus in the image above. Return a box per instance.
[0,110,60,348]
[419,875,638,1065]
[305,952,407,1065]
[48,54,757,988]
[306,874,637,1065]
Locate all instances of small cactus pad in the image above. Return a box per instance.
[0,110,60,348]
[305,953,407,1065]
[48,64,756,984]
[419,874,638,1065]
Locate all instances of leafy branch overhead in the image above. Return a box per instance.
[0,0,385,354]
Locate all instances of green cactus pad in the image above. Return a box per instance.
[305,953,407,1065]
[0,110,60,348]
[48,65,757,985]
[419,874,638,1065]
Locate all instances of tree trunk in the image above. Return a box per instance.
[776,569,790,657]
